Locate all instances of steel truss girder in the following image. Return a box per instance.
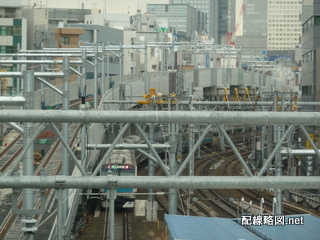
[0,110,320,125]
[0,176,319,189]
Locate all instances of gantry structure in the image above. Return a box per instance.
[0,44,319,240]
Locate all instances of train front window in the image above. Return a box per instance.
[102,165,135,176]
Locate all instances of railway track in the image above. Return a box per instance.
[0,123,81,239]
[0,96,97,239]
[0,135,22,173]
[112,211,129,240]
[154,137,320,219]
[154,144,244,218]
[218,152,320,217]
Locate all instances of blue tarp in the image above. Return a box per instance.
[165,215,261,240]
[165,214,320,240]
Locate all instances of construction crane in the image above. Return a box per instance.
[226,4,246,46]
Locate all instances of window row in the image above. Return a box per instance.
[268,28,300,32]
[302,50,315,63]
[0,45,17,53]
[268,24,300,27]
[302,16,320,33]
[268,47,295,50]
[268,42,297,45]
[0,26,22,36]
[268,38,299,41]
[268,33,299,36]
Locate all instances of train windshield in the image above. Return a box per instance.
[101,164,135,176]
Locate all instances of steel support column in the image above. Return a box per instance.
[101,43,106,94]
[81,50,87,166]
[94,45,98,109]
[258,124,295,176]
[300,124,320,163]
[62,56,70,228]
[107,187,116,240]
[148,122,155,202]
[169,122,178,214]
[22,70,36,240]
[144,41,148,93]
[56,188,65,240]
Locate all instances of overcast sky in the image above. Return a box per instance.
[21,0,169,14]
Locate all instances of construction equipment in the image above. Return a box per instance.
[226,4,246,46]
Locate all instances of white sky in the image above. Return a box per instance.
[21,0,169,14]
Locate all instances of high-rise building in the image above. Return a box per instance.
[170,0,239,44]
[301,0,320,106]
[0,0,26,53]
[22,7,48,50]
[0,0,27,95]
[147,4,207,41]
[235,0,267,54]
[170,0,217,41]
[267,0,302,50]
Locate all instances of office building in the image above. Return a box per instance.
[48,7,91,25]
[170,0,217,41]
[235,0,267,54]
[267,0,302,50]
[22,7,48,50]
[147,4,207,41]
[301,0,320,106]
[0,0,27,95]
[0,0,26,53]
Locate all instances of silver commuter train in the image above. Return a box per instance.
[100,135,141,208]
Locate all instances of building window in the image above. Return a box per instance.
[12,26,21,36]
[4,8,16,18]
[0,46,17,53]
[315,16,320,26]
[0,26,13,35]
[60,37,70,45]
